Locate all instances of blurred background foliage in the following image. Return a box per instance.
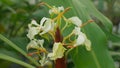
[93,0,120,67]
[0,0,120,68]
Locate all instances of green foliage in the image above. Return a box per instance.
[0,53,35,68]
[43,0,115,68]
[0,34,40,66]
[0,0,119,68]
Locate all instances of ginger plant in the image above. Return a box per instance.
[26,3,93,68]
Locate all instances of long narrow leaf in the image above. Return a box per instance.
[0,34,39,66]
[0,53,35,68]
[79,0,113,32]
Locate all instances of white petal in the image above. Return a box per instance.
[50,6,58,14]
[27,20,40,40]
[75,34,85,46]
[48,42,66,60]
[40,18,52,35]
[37,39,44,48]
[31,20,39,26]
[49,9,52,14]
[39,54,48,66]
[40,17,48,26]
[48,53,55,60]
[26,40,39,50]
[85,39,91,51]
[73,27,81,35]
[27,27,40,40]
[58,6,64,12]
[49,6,64,14]
[69,16,82,27]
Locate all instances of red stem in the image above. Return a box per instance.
[55,27,67,68]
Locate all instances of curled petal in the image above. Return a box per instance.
[74,33,86,46]
[27,17,54,40]
[27,39,45,51]
[31,20,39,26]
[40,18,53,35]
[27,27,40,40]
[40,18,55,35]
[40,17,48,27]
[68,16,82,27]
[74,30,91,51]
[27,20,40,40]
[27,40,39,50]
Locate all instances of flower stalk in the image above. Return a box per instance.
[55,27,67,68]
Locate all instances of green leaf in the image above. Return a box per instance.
[102,28,120,42]
[70,0,115,68]
[78,0,113,32]
[107,33,120,42]
[43,0,115,68]
[0,48,20,59]
[10,37,29,51]
[0,34,40,66]
[0,53,35,68]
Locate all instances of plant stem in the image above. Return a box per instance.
[55,57,67,68]
[55,27,67,68]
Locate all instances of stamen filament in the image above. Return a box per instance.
[80,20,94,28]
[39,2,52,8]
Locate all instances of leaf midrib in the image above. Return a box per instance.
[91,51,101,68]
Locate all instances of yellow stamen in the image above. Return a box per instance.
[67,46,75,48]
[38,2,52,8]
[38,48,48,53]
[57,7,71,20]
[80,20,94,28]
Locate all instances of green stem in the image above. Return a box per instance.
[0,53,35,68]
[65,48,74,58]
[61,22,68,33]
[63,31,74,42]
[0,34,40,66]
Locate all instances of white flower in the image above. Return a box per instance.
[27,17,54,40]
[48,42,66,60]
[73,27,91,51]
[39,18,53,35]
[27,39,44,50]
[68,16,82,27]
[74,32,86,46]
[27,39,39,50]
[39,54,48,66]
[49,6,64,14]
[27,20,40,40]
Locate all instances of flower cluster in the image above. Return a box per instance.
[26,5,92,66]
